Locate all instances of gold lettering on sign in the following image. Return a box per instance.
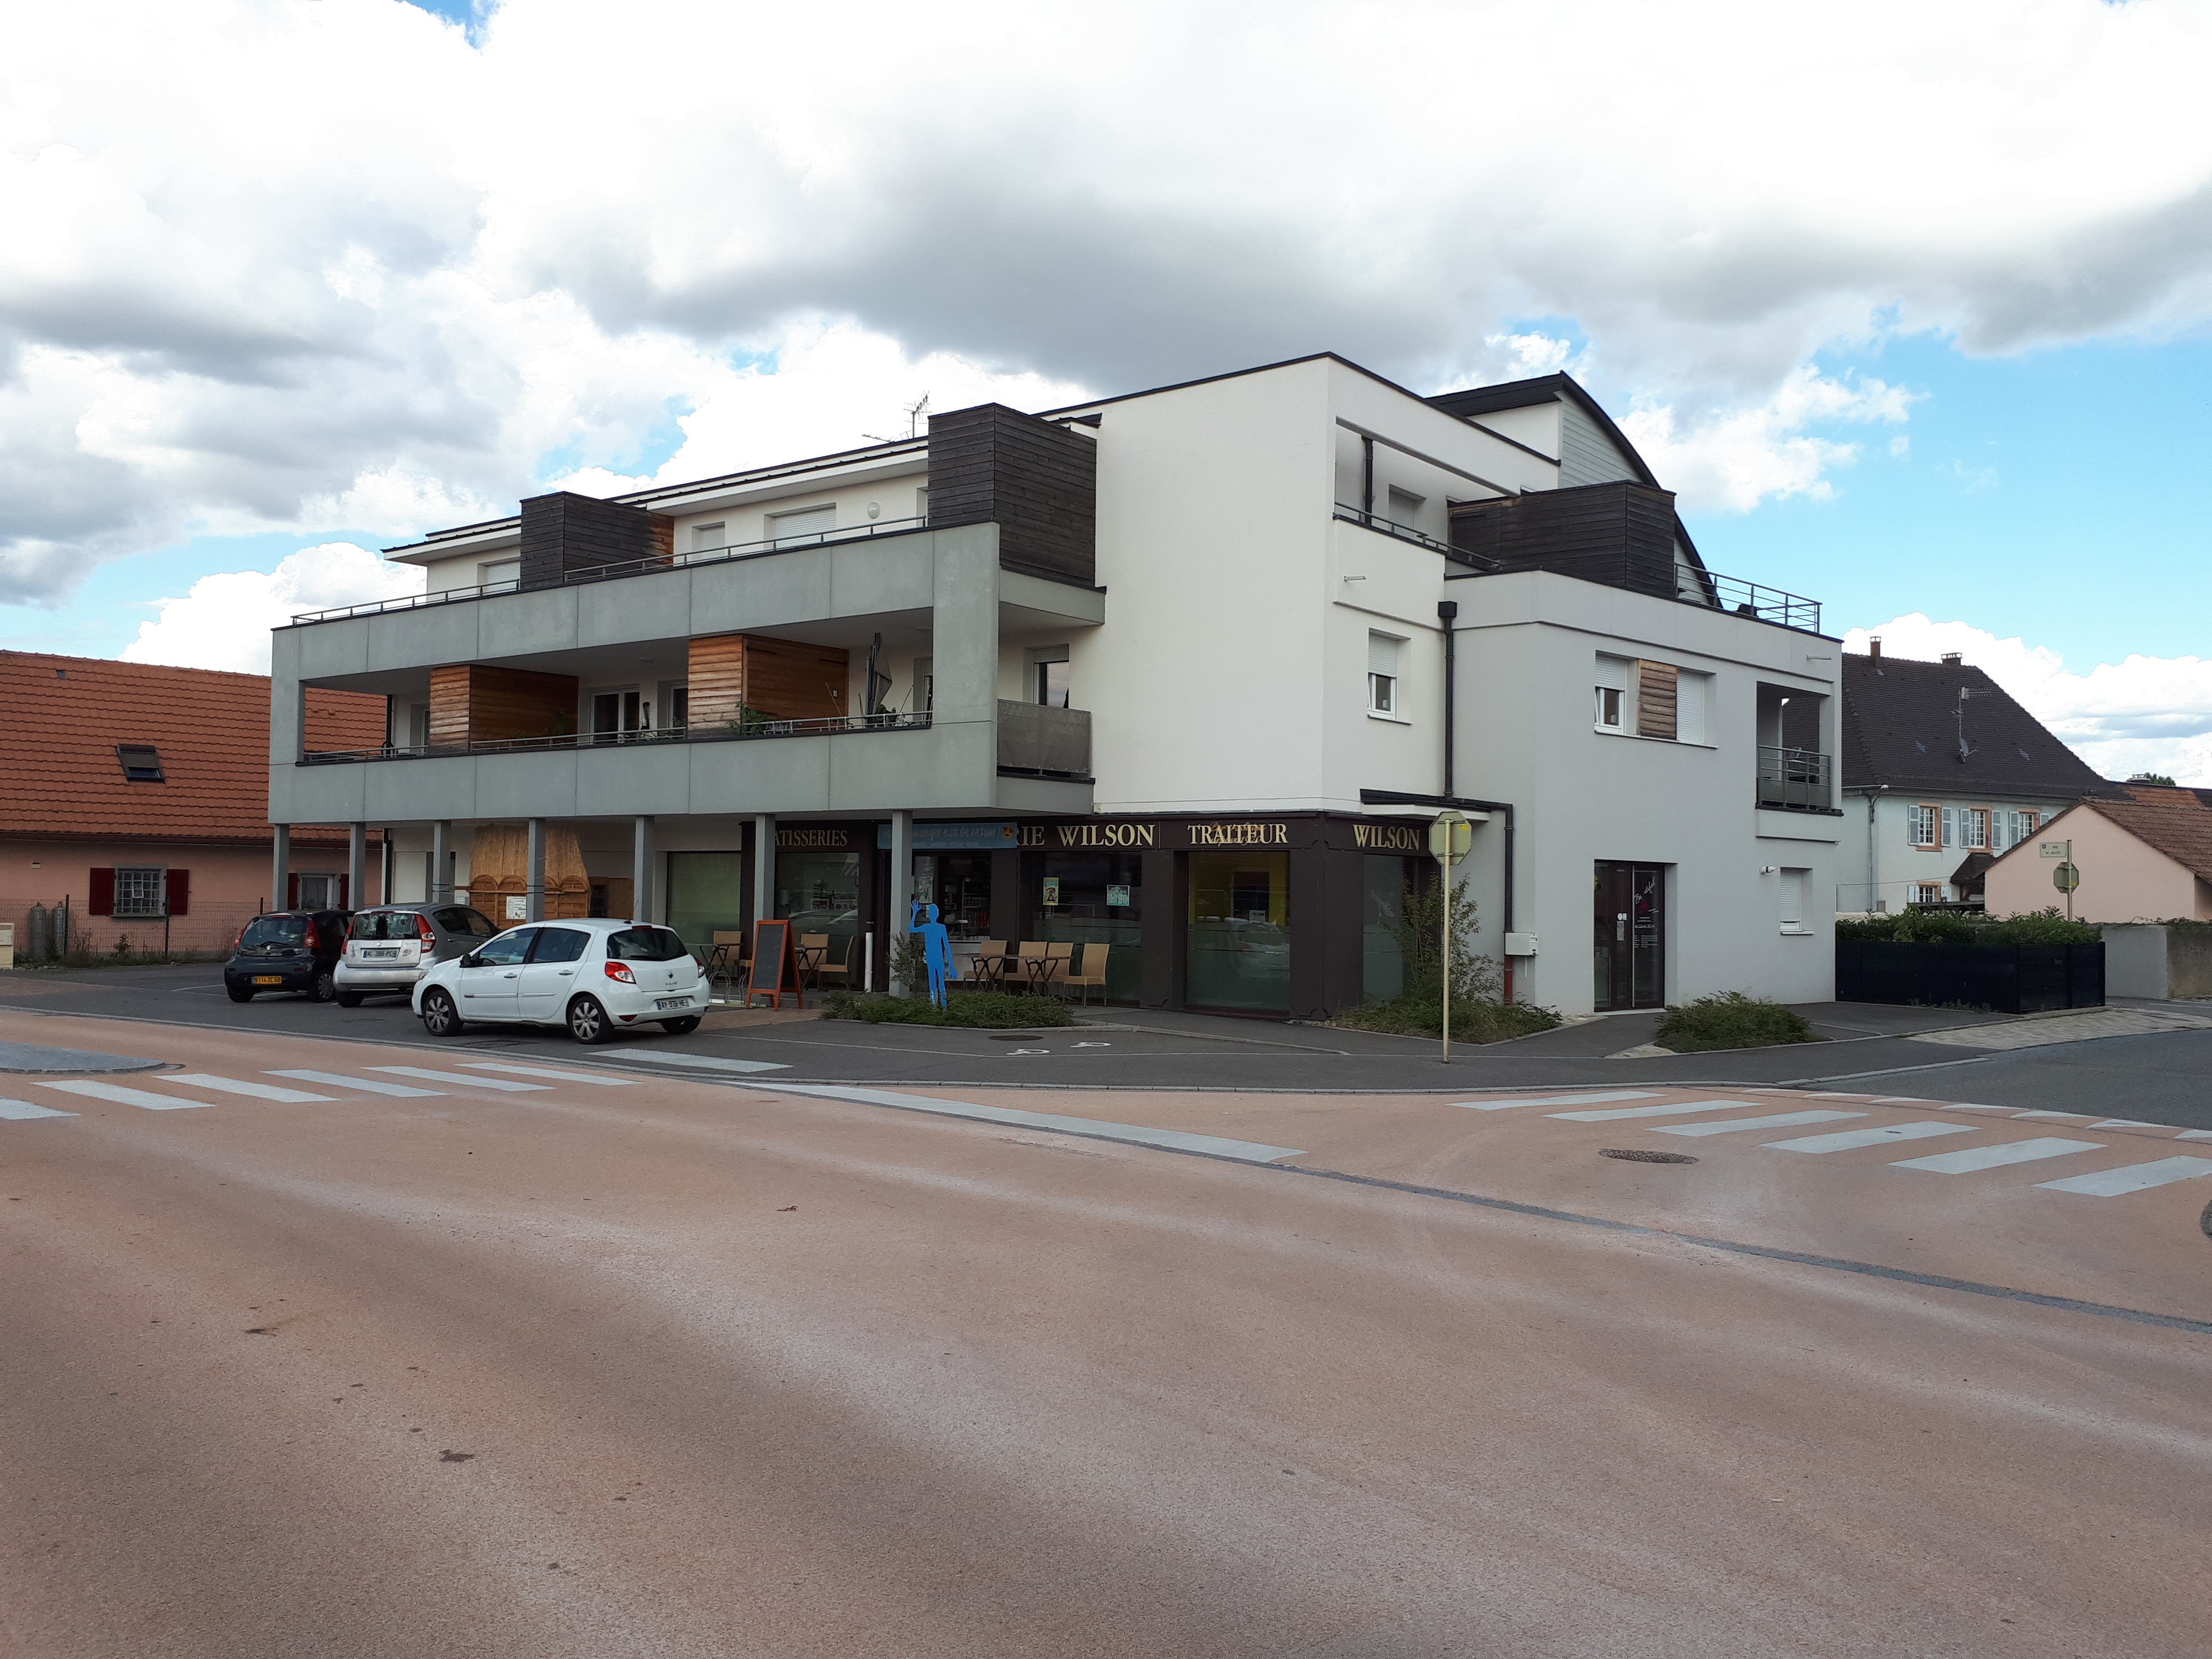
[1019,825,1049,848]
[1055,822,1158,850]
[1189,822,1289,847]
[1352,822,1423,852]
[776,829,849,850]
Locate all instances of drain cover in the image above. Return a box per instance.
[1599,1148,1698,1165]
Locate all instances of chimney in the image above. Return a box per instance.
[1867,637,1881,661]
[1940,652,1962,666]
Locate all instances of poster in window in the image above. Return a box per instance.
[1041,877,1060,906]
[1106,884,1130,908]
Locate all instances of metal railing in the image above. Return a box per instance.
[1703,573,1822,633]
[289,515,930,625]
[300,710,932,765]
[1333,504,1498,567]
[1756,745,1832,811]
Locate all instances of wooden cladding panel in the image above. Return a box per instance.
[927,403,1096,585]
[519,492,673,587]
[686,633,850,726]
[1448,481,1680,601]
[1636,660,1679,742]
[427,663,473,748]
[428,664,579,745]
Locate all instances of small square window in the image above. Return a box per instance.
[1595,686,1623,729]
[115,744,164,782]
[1369,672,1397,714]
[114,866,165,916]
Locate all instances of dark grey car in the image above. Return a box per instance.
[333,903,500,1007]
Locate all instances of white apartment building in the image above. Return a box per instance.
[1837,642,2112,912]
[268,355,1843,1018]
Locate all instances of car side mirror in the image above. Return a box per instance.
[460,952,483,969]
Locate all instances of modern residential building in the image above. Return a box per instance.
[1984,782,2212,923]
[1,652,385,955]
[1837,641,2113,912]
[268,356,1844,1018]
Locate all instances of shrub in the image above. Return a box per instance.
[1331,994,1560,1042]
[1837,907,2099,947]
[823,990,1073,1028]
[1653,991,1818,1053]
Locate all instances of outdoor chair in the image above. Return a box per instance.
[815,934,855,990]
[1059,943,1110,1005]
[1038,940,1074,994]
[964,940,1010,990]
[798,932,832,987]
[1015,940,1052,994]
[706,929,748,992]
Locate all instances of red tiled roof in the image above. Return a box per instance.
[0,651,385,846]
[2085,784,2212,884]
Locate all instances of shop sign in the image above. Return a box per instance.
[1050,821,1158,849]
[1351,820,1426,853]
[877,821,1020,851]
[778,827,852,850]
[1188,821,1289,847]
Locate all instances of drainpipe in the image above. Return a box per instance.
[1361,435,1375,522]
[1864,785,1887,913]
[1437,600,1458,797]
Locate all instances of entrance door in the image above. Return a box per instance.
[1592,862,1666,1010]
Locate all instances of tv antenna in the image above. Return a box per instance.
[864,393,931,444]
[1954,685,1992,762]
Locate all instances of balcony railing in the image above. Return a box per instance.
[1334,504,1499,568]
[289,515,931,626]
[996,700,1091,780]
[1703,573,1822,634]
[1757,745,1832,811]
[299,710,932,765]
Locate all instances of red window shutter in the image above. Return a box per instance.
[166,868,191,917]
[88,867,116,915]
[287,872,301,909]
[337,874,350,910]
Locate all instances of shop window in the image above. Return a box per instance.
[1033,853,1143,1002]
[778,850,861,972]
[1362,856,1425,1002]
[1187,852,1290,1011]
[1368,633,1402,716]
[914,853,993,938]
[665,851,749,955]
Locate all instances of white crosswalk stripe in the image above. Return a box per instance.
[366,1066,550,1092]
[1763,1120,1972,1154]
[2034,1156,2212,1197]
[1653,1109,1863,1138]
[1549,1098,1762,1123]
[2089,1119,2166,1130]
[1890,1137,2104,1175]
[35,1080,210,1111]
[586,1053,788,1075]
[267,1070,443,1097]
[165,1074,337,1104]
[0,1098,75,1120]
[1458,1090,1660,1112]
[461,1061,638,1086]
[2011,1110,2094,1122]
[2180,1130,2212,1142]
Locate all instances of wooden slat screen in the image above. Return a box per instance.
[1636,660,1678,741]
[427,663,473,748]
[686,633,749,729]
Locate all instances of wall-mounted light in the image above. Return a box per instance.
[866,501,880,519]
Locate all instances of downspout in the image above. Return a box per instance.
[1438,601,1457,796]
[1865,784,1887,913]
[1361,435,1375,523]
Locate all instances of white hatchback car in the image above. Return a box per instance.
[411,919,707,1043]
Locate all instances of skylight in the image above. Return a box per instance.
[115,744,165,782]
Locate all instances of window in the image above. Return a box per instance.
[296,873,341,910]
[912,658,933,713]
[1385,486,1425,531]
[115,744,164,782]
[1964,808,1989,850]
[1909,805,1939,847]
[1595,656,1630,730]
[1672,668,1710,744]
[609,926,691,962]
[1036,660,1070,707]
[1779,867,1811,934]
[114,866,165,916]
[916,486,929,523]
[1913,883,1944,905]
[433,906,499,938]
[669,686,689,730]
[2011,808,2040,846]
[409,706,431,747]
[528,927,591,963]
[472,929,534,966]
[691,522,725,553]
[1368,632,1403,717]
[478,558,520,589]
[768,504,836,545]
[592,690,643,739]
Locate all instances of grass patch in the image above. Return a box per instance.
[1331,994,1560,1043]
[1653,991,1819,1053]
[823,990,1074,1028]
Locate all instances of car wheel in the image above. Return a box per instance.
[311,969,338,1003]
[336,990,364,1008]
[567,995,613,1045]
[420,987,463,1037]
[226,985,254,1003]
[659,1015,702,1034]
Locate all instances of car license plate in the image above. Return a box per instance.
[252,975,284,986]
[655,997,691,1011]
[361,949,399,959]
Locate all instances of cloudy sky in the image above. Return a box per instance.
[4,0,2210,778]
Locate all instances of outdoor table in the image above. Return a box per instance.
[794,943,828,986]
[1019,951,1062,995]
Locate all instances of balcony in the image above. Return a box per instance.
[1757,745,1832,812]
[997,700,1091,780]
[299,711,933,765]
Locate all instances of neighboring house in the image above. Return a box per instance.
[267,355,1843,1019]
[1838,641,2113,912]
[0,653,385,955]
[1984,783,2212,922]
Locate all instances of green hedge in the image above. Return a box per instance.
[823,990,1073,1028]
[1331,994,1560,1042]
[1837,906,2099,946]
[1654,992,1819,1053]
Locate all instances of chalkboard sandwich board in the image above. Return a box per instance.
[747,918,805,1009]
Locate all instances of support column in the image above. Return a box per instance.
[348,823,367,913]
[380,832,392,905]
[888,808,913,995]
[271,825,291,914]
[526,818,547,923]
[631,816,654,923]
[752,814,776,941]
[431,820,452,903]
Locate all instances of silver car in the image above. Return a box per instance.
[334,903,500,1007]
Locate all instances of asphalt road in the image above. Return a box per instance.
[4,1010,2210,1657]
[8,963,2212,1128]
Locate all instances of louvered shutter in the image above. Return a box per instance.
[287,872,301,909]
[88,867,116,915]
[1635,661,1678,740]
[1941,807,1955,848]
[165,869,190,916]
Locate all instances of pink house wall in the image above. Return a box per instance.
[1983,809,2210,923]
[3,836,366,957]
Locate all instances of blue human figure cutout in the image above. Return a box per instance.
[910,900,953,1008]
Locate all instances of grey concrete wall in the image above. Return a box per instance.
[2104,923,2212,1000]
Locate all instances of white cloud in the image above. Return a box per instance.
[1843,613,2212,786]
[7,0,2212,597]
[120,543,422,673]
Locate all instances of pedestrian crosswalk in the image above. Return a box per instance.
[1461,1085,2212,1202]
